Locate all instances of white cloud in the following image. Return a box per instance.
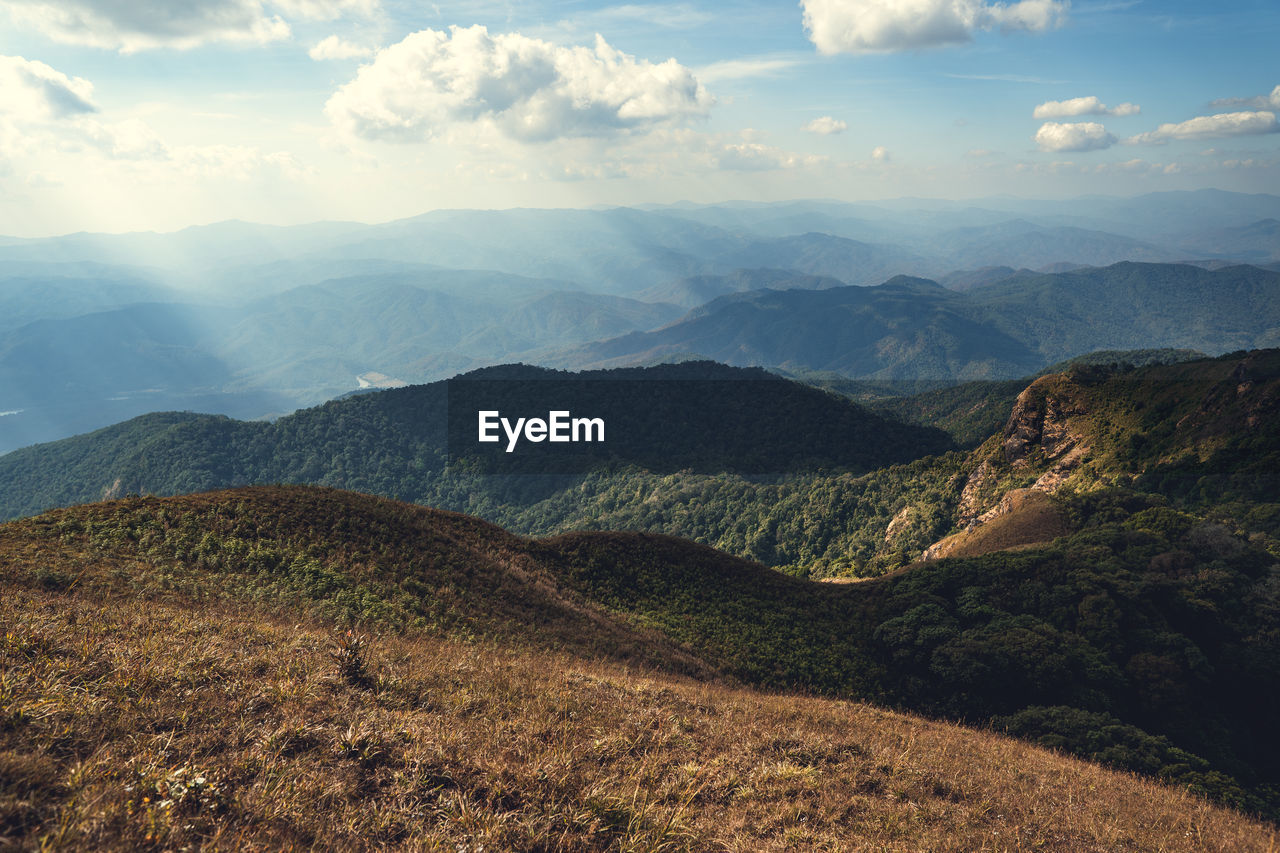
[803,115,847,135]
[1127,111,1279,145]
[1033,95,1139,119]
[696,56,804,84]
[801,0,1068,54]
[0,0,378,52]
[871,145,890,161]
[0,55,97,120]
[272,0,377,21]
[1209,84,1280,111]
[309,35,374,60]
[0,53,305,186]
[325,26,713,143]
[1034,120,1115,152]
[561,3,713,30]
[717,141,823,171]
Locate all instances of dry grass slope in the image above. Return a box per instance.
[1,485,1277,850]
[3,587,1276,852]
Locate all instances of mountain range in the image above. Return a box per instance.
[551,263,1280,377]
[4,191,1280,452]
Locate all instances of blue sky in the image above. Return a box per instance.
[0,0,1276,235]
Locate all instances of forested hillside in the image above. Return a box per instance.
[3,351,1279,581]
[5,484,1278,822]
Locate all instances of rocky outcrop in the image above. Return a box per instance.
[883,505,913,544]
[922,375,1090,561]
[1001,377,1092,492]
[922,488,1070,562]
[1003,380,1088,468]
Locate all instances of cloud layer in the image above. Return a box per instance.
[801,0,1067,54]
[309,35,373,60]
[803,115,847,135]
[0,0,376,52]
[325,26,713,143]
[1127,110,1279,145]
[1209,84,1280,111]
[1034,121,1116,152]
[1033,96,1139,119]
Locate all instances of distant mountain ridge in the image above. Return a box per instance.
[552,262,1280,378]
[4,193,1280,450]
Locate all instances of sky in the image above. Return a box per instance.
[0,0,1277,236]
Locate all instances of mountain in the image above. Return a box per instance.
[710,232,932,285]
[0,361,954,524]
[0,274,686,452]
[3,350,1279,583]
[555,263,1280,378]
[636,268,846,308]
[0,272,180,332]
[553,276,1046,379]
[4,483,1279,832]
[1175,219,1280,263]
[6,193,1279,300]
[5,196,1280,451]
[964,262,1280,363]
[935,265,1021,291]
[871,348,1207,447]
[931,221,1178,270]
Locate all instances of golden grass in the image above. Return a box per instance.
[3,584,1275,852]
[924,488,1072,561]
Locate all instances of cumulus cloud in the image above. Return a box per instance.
[0,55,97,120]
[1127,110,1279,145]
[803,115,846,135]
[871,145,890,161]
[801,0,1067,54]
[1033,95,1139,119]
[1209,84,1280,111]
[325,26,713,143]
[1034,120,1116,152]
[717,140,823,171]
[0,0,377,52]
[309,35,373,60]
[0,53,305,184]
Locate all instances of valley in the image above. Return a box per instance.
[4,197,1280,848]
[7,1,1280,845]
[4,193,1280,453]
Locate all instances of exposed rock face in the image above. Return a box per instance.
[922,375,1091,561]
[1001,378,1091,492]
[921,488,1069,561]
[955,459,998,527]
[1003,380,1088,468]
[883,505,913,544]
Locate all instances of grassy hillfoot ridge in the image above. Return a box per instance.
[6,585,1273,851]
[3,485,1278,823]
